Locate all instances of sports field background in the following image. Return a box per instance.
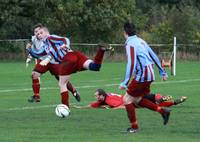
[0,61,200,142]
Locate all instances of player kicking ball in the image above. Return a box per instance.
[37,26,114,108]
[26,24,81,103]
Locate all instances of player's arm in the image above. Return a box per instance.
[26,36,39,59]
[146,44,168,80]
[71,101,98,109]
[27,48,51,66]
[112,105,125,109]
[26,42,32,49]
[25,40,37,67]
[26,44,38,59]
[26,45,52,66]
[48,35,71,50]
[72,101,110,109]
[72,104,110,109]
[39,55,52,66]
[119,45,136,90]
[25,54,33,67]
[71,105,91,109]
[98,105,110,109]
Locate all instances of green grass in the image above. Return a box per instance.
[0,61,200,142]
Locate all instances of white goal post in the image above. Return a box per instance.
[172,36,177,76]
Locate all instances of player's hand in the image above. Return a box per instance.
[25,58,31,68]
[119,86,126,90]
[160,71,168,81]
[161,72,168,81]
[60,44,67,49]
[102,106,110,109]
[26,62,29,68]
[39,58,50,66]
[119,82,127,90]
[25,54,32,68]
[162,75,167,81]
[26,43,32,49]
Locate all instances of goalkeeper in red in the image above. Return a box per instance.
[73,89,187,109]
[119,22,170,133]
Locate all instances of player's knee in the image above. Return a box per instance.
[58,80,69,93]
[58,80,64,88]
[89,62,101,71]
[123,93,132,105]
[32,71,40,79]
[133,97,142,105]
[123,93,142,105]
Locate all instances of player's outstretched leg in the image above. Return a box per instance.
[174,96,187,105]
[158,96,187,107]
[138,98,171,125]
[87,44,114,71]
[94,44,114,64]
[156,94,173,104]
[98,43,114,52]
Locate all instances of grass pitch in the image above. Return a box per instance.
[0,61,200,142]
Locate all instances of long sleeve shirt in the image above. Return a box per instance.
[120,35,167,88]
[27,36,48,60]
[90,93,123,108]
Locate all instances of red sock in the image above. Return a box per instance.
[61,91,69,107]
[139,98,164,114]
[93,48,105,64]
[66,82,76,94]
[159,102,174,107]
[125,103,138,129]
[32,78,40,96]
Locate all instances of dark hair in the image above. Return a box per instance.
[33,23,43,30]
[124,21,136,36]
[95,89,107,97]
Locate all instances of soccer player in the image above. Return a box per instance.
[119,21,170,133]
[73,89,187,109]
[26,24,81,103]
[25,24,43,68]
[37,26,114,108]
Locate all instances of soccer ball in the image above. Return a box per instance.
[55,104,70,118]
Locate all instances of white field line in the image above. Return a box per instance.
[7,104,57,111]
[2,77,122,87]
[0,78,200,94]
[3,78,200,112]
[6,103,88,111]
